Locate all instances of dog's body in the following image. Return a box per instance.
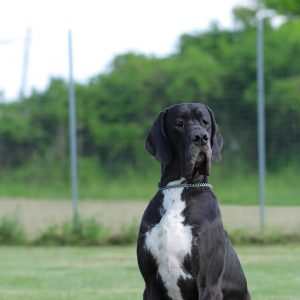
[137,103,250,300]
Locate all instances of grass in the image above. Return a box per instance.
[33,219,138,246]
[0,246,141,300]
[242,245,300,299]
[2,214,300,246]
[0,159,298,205]
[0,171,298,205]
[0,245,300,300]
[0,215,139,246]
[0,216,26,245]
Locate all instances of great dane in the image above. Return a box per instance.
[137,103,250,300]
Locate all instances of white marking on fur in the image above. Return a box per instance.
[145,179,193,300]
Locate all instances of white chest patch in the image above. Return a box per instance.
[145,179,193,300]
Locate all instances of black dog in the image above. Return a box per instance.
[137,103,250,300]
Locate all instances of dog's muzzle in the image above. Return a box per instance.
[183,130,212,178]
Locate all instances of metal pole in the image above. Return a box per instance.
[68,30,79,228]
[20,28,31,99]
[257,15,266,233]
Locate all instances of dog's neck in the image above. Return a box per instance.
[159,160,208,188]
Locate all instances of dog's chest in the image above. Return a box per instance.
[145,182,193,300]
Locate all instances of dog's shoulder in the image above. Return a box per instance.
[139,191,164,233]
[182,188,222,228]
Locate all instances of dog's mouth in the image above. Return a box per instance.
[195,151,208,169]
[184,147,212,180]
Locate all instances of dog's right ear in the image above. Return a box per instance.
[205,105,223,161]
[145,110,172,166]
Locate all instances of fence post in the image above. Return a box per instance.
[68,30,79,228]
[257,14,266,233]
[20,28,31,99]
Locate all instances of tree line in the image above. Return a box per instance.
[0,4,299,178]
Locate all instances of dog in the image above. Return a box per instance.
[137,103,250,300]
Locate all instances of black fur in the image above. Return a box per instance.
[137,103,250,300]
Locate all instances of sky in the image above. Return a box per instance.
[0,0,250,100]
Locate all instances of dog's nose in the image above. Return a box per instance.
[192,133,209,145]
[202,133,209,145]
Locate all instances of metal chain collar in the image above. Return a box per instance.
[158,182,213,191]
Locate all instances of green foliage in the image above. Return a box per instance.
[0,216,26,245]
[1,214,300,246]
[259,0,300,16]
[269,76,300,110]
[229,228,300,245]
[0,158,299,205]
[106,224,139,246]
[32,217,138,246]
[232,6,258,28]
[0,15,300,197]
[34,218,110,246]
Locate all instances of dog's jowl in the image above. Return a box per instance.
[137,103,251,300]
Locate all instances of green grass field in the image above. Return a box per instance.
[0,162,299,205]
[0,245,300,300]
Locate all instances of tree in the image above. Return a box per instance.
[259,0,300,16]
[233,6,258,28]
[1,17,300,177]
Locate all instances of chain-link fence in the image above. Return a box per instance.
[0,20,299,234]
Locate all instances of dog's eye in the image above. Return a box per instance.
[202,120,209,126]
[176,120,184,128]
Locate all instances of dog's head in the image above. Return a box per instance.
[145,103,223,185]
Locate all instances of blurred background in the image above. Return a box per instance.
[1,1,300,299]
[0,0,300,232]
[0,0,299,236]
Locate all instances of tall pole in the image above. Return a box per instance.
[68,30,79,228]
[20,28,31,99]
[257,15,266,233]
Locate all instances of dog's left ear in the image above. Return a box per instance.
[206,105,223,161]
[145,109,172,166]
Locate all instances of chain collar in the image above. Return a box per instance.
[158,182,213,191]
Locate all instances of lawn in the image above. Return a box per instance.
[0,164,299,205]
[0,245,300,300]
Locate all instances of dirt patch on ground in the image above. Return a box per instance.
[0,198,299,237]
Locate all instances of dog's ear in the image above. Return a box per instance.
[206,105,223,161]
[145,110,172,166]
